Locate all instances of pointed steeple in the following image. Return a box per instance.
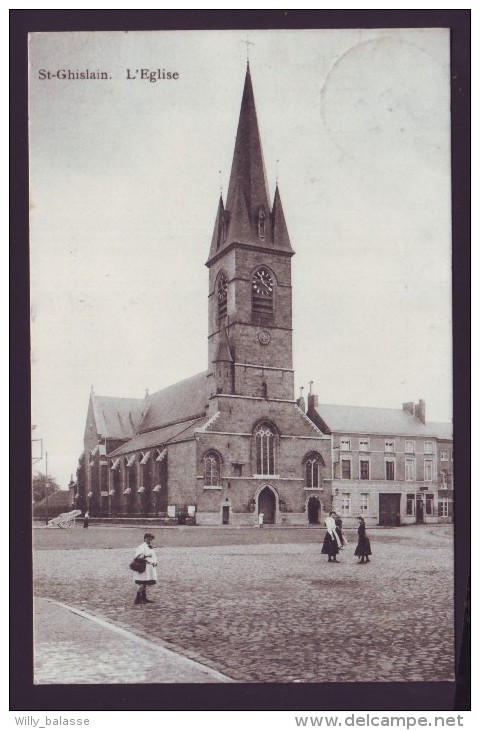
[208,195,227,261]
[225,65,271,220]
[272,185,293,252]
[208,65,296,265]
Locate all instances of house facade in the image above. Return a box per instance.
[307,393,453,526]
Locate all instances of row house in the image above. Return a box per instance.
[306,392,453,526]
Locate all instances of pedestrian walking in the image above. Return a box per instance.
[83,511,89,529]
[258,512,264,528]
[334,513,347,547]
[354,517,372,563]
[321,511,340,562]
[133,532,158,605]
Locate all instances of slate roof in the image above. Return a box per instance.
[139,371,209,433]
[91,395,145,440]
[312,403,451,438]
[33,489,72,517]
[109,416,209,457]
[426,421,453,440]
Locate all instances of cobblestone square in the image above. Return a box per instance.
[33,524,455,683]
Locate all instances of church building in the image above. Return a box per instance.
[76,65,453,526]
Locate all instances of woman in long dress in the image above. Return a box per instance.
[133,532,158,604]
[354,517,372,563]
[321,511,340,563]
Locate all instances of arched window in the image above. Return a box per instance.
[258,206,266,238]
[305,454,322,489]
[254,422,277,475]
[252,267,274,316]
[217,272,228,320]
[204,451,220,486]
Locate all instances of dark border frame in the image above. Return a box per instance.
[10,8,470,712]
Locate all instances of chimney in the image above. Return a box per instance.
[307,381,318,413]
[403,402,414,416]
[296,386,306,413]
[414,399,426,425]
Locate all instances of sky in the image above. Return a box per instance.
[28,28,452,488]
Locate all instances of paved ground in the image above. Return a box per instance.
[33,524,455,684]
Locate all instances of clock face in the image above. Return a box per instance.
[252,268,273,296]
[258,330,271,345]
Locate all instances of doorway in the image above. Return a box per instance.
[379,493,401,526]
[415,495,424,524]
[307,496,321,524]
[222,505,230,525]
[258,486,276,524]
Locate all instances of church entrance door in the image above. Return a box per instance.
[307,496,320,524]
[258,486,276,524]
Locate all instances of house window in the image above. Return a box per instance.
[217,272,228,320]
[425,493,434,515]
[424,460,433,482]
[255,422,276,475]
[438,499,453,517]
[405,458,415,481]
[424,441,434,455]
[406,493,415,516]
[359,438,370,452]
[385,460,395,480]
[340,493,351,516]
[440,470,448,489]
[360,460,370,480]
[340,438,351,451]
[385,440,395,453]
[341,458,351,479]
[204,452,220,486]
[440,450,448,461]
[360,493,369,516]
[405,440,415,453]
[305,455,321,489]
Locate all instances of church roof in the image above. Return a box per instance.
[91,395,145,440]
[207,65,293,264]
[139,371,209,433]
[312,403,451,439]
[108,415,209,456]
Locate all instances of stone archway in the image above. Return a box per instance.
[307,495,321,524]
[258,485,276,524]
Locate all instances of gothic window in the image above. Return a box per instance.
[305,454,321,489]
[204,451,220,486]
[252,267,274,316]
[258,206,266,238]
[217,272,228,320]
[254,422,277,475]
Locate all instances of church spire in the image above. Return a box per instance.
[225,64,271,219]
[207,65,293,265]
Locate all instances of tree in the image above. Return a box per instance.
[32,472,61,503]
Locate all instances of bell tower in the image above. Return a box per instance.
[206,65,295,401]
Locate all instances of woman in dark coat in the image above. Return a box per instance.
[354,516,372,563]
[321,512,340,563]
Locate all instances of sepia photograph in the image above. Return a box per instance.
[22,18,468,708]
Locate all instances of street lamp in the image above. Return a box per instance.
[45,451,49,525]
